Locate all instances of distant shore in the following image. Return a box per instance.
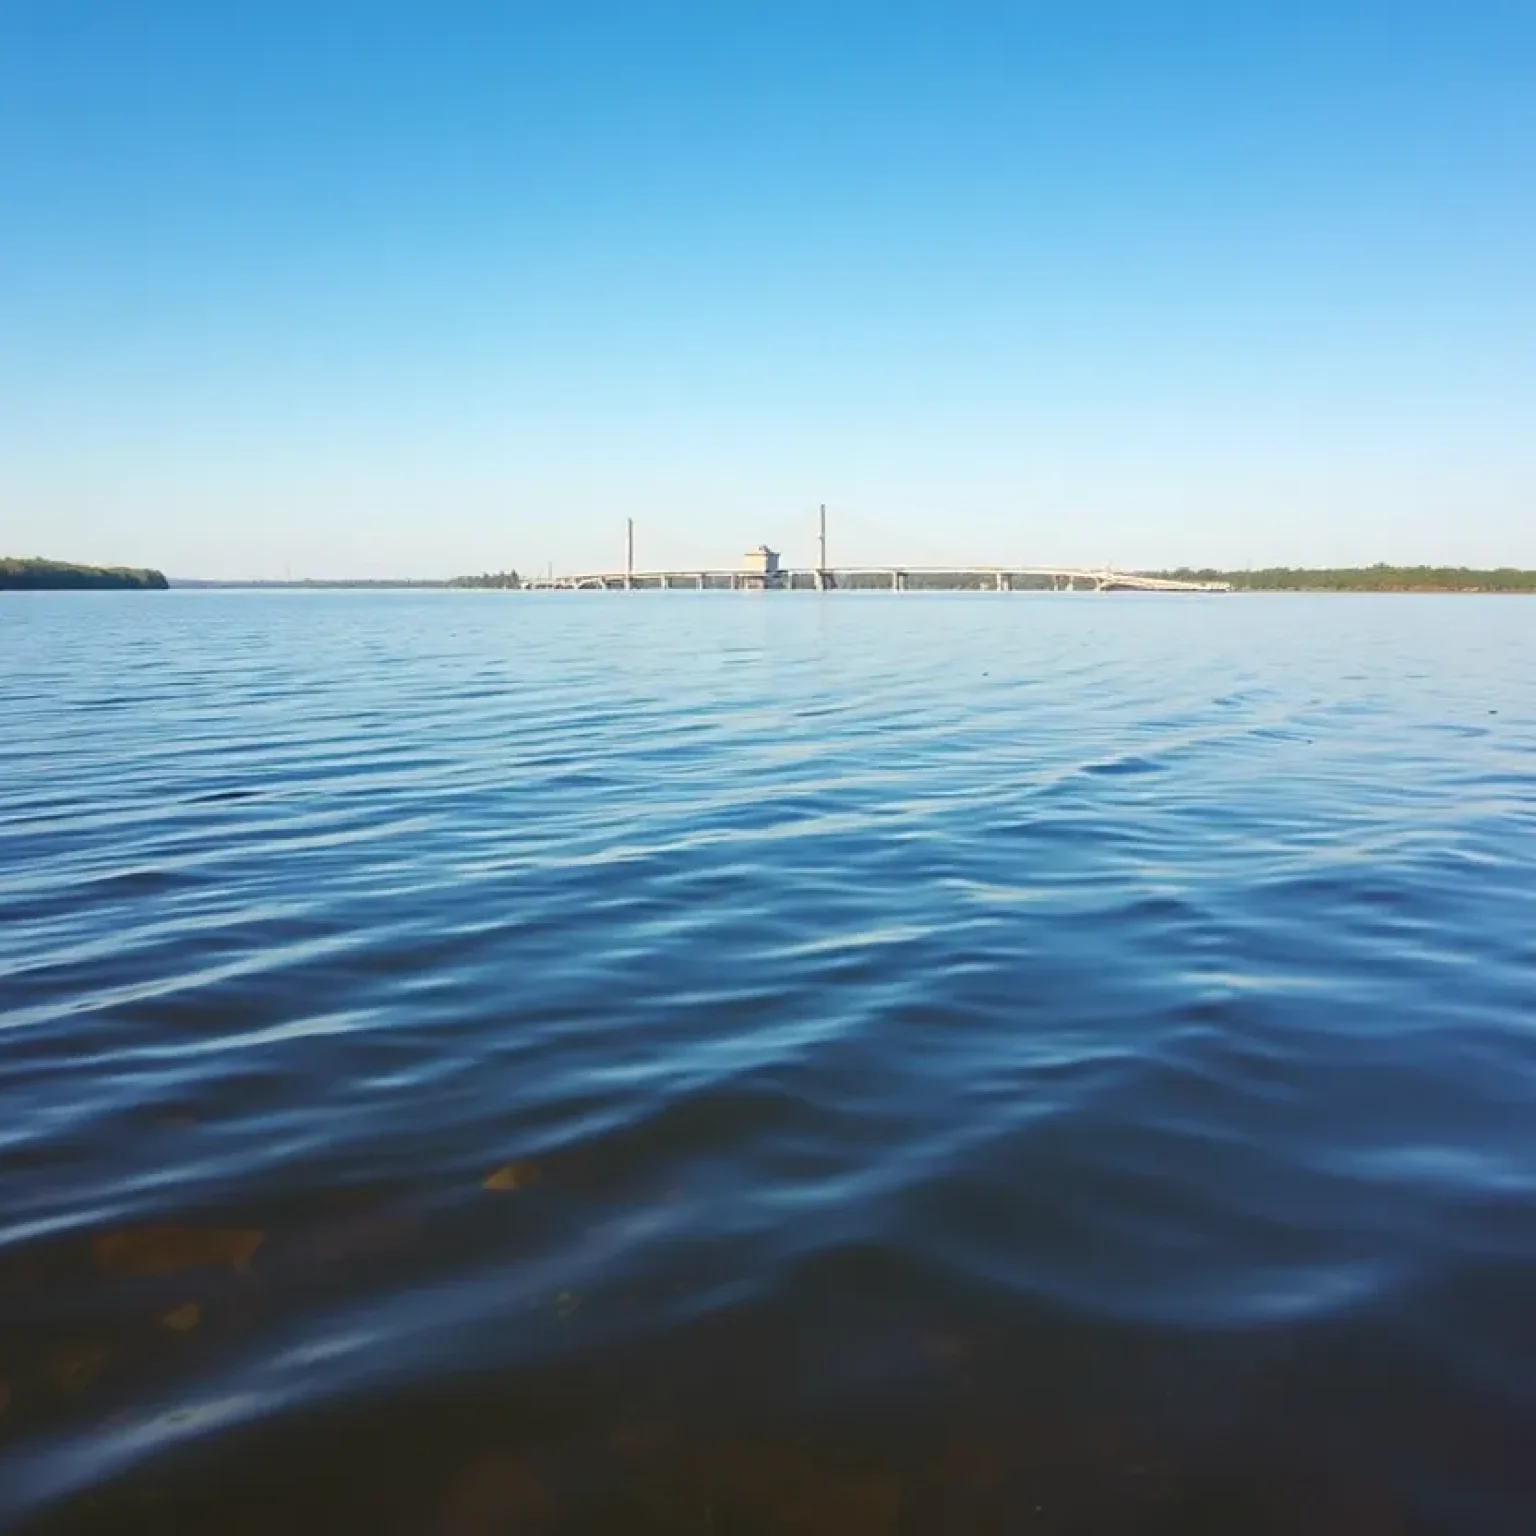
[15,563,1530,595]
[1,557,168,591]
[1142,566,1536,593]
[170,578,451,590]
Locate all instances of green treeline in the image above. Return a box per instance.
[1,557,169,591]
[1145,565,1536,592]
[450,570,523,589]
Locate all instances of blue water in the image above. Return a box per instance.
[1,591,1534,1533]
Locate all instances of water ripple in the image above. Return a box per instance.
[2,591,1535,1532]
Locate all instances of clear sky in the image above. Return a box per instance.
[2,1,1534,579]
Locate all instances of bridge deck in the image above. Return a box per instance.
[522,566,1230,593]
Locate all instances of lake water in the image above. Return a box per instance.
[1,591,1534,1534]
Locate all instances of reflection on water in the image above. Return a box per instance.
[2,591,1535,1533]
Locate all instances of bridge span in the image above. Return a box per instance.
[522,565,1231,594]
[519,514,1230,594]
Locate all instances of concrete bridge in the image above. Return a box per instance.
[520,515,1230,594]
[521,565,1231,593]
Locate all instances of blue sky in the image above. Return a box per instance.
[2,1,1533,578]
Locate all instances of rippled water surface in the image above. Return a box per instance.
[2,591,1535,1534]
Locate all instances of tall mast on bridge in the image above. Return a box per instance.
[818,503,827,574]
[626,518,634,588]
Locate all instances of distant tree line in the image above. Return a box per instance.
[450,570,523,589]
[1,557,168,590]
[1142,564,1536,592]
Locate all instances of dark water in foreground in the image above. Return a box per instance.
[2,591,1534,1534]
